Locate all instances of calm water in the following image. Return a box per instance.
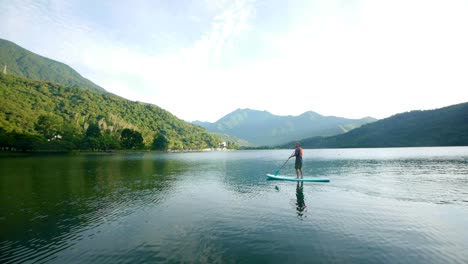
[1,147,468,263]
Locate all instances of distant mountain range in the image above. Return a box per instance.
[193,109,377,146]
[2,38,467,150]
[280,102,468,148]
[0,38,106,93]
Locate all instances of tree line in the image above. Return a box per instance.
[0,72,222,152]
[0,124,170,152]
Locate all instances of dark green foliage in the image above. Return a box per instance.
[0,73,221,151]
[152,133,169,151]
[82,123,102,150]
[101,131,121,151]
[0,38,106,93]
[120,128,144,149]
[35,114,63,139]
[283,102,468,148]
[85,123,101,138]
[0,128,44,151]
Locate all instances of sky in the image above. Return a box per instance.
[1,0,468,122]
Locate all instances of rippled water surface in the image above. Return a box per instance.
[1,147,468,263]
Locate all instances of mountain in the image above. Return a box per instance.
[193,108,376,146]
[0,73,220,150]
[0,38,221,151]
[0,38,106,93]
[284,102,468,148]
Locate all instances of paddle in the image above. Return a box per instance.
[274,151,295,176]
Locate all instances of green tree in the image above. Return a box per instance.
[120,128,143,149]
[85,123,101,138]
[60,122,81,149]
[227,141,240,150]
[11,132,43,151]
[102,130,120,151]
[35,115,63,139]
[0,128,14,150]
[0,73,223,151]
[152,133,169,151]
[82,123,102,150]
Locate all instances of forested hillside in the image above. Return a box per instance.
[0,73,220,151]
[286,102,468,148]
[0,38,106,93]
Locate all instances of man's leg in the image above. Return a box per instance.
[298,162,304,178]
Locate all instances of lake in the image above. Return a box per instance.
[1,147,468,263]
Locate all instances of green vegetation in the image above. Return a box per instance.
[193,108,376,146]
[0,38,106,93]
[282,102,468,148]
[120,128,144,149]
[3,38,465,151]
[0,73,221,151]
[0,38,222,152]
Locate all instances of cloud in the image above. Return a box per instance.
[236,0,468,118]
[69,0,257,121]
[1,0,467,122]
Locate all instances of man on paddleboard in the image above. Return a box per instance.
[290,143,304,179]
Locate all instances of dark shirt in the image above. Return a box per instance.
[294,147,303,163]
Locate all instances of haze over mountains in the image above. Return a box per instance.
[1,38,467,150]
[193,109,376,146]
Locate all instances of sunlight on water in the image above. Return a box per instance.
[1,147,468,263]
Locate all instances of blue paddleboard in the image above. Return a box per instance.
[266,174,330,182]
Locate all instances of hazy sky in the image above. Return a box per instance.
[1,0,467,122]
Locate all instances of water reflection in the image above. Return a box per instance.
[0,153,187,264]
[0,148,467,264]
[295,182,307,219]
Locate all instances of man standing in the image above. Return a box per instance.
[290,143,304,179]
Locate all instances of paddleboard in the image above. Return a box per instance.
[266,174,330,182]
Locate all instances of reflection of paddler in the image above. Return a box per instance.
[296,181,306,217]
